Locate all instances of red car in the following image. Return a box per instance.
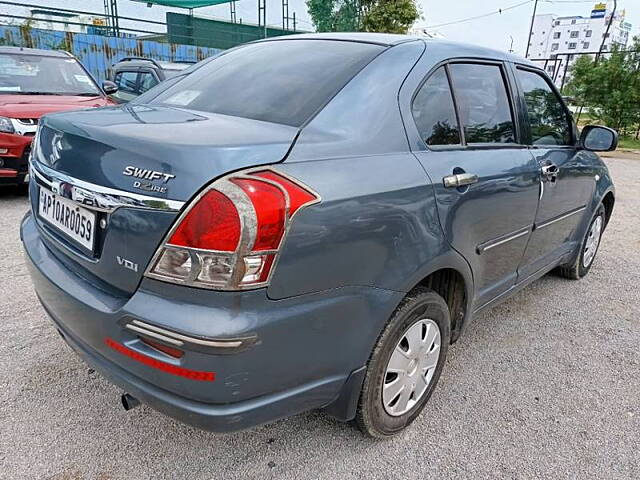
[0,47,115,188]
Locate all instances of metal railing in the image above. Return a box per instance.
[0,0,305,47]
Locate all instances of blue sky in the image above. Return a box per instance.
[3,0,639,55]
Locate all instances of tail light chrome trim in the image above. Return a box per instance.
[144,167,321,291]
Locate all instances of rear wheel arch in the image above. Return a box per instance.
[413,267,471,343]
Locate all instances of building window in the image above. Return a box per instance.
[585,30,592,37]
[551,43,559,51]
[583,42,590,49]
[554,20,560,26]
[553,32,561,39]
[571,19,576,24]
[603,33,610,38]
[551,54,558,59]
[570,31,579,38]
[547,65,555,75]
[568,43,577,49]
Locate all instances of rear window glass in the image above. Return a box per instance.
[146,40,384,127]
[412,67,461,146]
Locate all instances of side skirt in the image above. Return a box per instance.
[472,255,568,315]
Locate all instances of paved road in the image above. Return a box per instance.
[1,157,638,480]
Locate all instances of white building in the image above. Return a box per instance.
[29,9,109,35]
[526,2,632,86]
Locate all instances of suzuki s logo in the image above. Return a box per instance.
[50,132,63,164]
[117,256,138,273]
[123,166,176,183]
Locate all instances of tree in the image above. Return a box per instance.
[305,0,359,32]
[566,37,640,132]
[306,0,419,34]
[360,0,420,34]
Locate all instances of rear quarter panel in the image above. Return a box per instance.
[268,41,473,302]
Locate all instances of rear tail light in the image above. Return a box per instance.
[145,168,320,290]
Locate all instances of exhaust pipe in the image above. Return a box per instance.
[121,393,140,411]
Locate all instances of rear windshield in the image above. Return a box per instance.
[145,40,384,127]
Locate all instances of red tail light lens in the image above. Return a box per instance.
[168,189,241,251]
[145,168,320,290]
[252,170,318,216]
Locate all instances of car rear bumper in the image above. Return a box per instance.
[49,311,348,432]
[21,212,401,431]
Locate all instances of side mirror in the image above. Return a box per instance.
[579,125,618,152]
[102,80,118,95]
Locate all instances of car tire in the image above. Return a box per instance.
[556,203,606,280]
[355,287,450,438]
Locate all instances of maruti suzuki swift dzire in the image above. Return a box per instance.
[21,33,616,437]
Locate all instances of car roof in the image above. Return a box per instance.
[0,46,72,58]
[258,33,536,67]
[113,57,193,71]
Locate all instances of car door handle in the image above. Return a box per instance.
[541,164,559,182]
[443,173,479,188]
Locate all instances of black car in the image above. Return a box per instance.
[109,57,194,103]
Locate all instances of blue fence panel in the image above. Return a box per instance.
[0,25,222,83]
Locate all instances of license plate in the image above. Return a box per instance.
[38,188,96,251]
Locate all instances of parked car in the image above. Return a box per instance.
[0,47,115,189]
[109,57,194,103]
[21,33,616,438]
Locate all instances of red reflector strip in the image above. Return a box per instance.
[105,337,215,382]
[0,169,18,178]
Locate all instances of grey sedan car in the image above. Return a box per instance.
[21,33,616,437]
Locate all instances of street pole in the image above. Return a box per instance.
[597,0,617,63]
[525,0,538,59]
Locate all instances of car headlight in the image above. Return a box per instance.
[0,116,15,134]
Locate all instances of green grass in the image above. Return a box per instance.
[617,136,640,150]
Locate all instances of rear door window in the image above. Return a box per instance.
[516,68,572,146]
[448,63,516,144]
[411,67,461,146]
